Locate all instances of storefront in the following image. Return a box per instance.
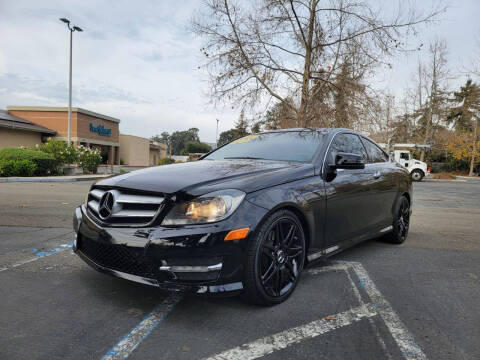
[7,106,120,165]
[119,134,167,166]
[0,110,56,149]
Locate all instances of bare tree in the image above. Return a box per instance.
[416,39,451,160]
[193,0,444,127]
[468,29,480,79]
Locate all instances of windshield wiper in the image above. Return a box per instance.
[224,156,267,160]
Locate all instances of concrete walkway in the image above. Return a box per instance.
[0,174,110,183]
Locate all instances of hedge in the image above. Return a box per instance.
[0,159,37,177]
[0,148,59,176]
[158,157,176,165]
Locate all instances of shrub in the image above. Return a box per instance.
[0,159,37,177]
[77,146,102,173]
[0,148,58,175]
[39,138,77,164]
[158,157,175,165]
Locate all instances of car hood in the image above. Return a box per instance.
[97,160,315,196]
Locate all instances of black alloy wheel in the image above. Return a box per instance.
[386,196,410,244]
[243,210,305,305]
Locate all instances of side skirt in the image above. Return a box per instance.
[306,225,393,266]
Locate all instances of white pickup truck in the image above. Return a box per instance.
[392,150,429,181]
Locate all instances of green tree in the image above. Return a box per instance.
[234,110,249,137]
[170,128,200,155]
[250,121,262,133]
[263,99,297,129]
[182,141,212,154]
[218,129,238,147]
[217,111,252,146]
[151,132,171,156]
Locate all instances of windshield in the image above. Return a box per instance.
[204,131,324,162]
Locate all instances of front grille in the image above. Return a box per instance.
[78,235,155,277]
[87,187,164,226]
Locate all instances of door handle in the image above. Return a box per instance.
[373,171,381,179]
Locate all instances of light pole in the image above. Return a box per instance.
[215,118,220,148]
[59,18,83,145]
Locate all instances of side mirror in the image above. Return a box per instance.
[330,152,365,170]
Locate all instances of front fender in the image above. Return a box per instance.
[245,176,325,251]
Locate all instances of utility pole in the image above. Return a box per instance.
[59,18,83,145]
[216,118,220,148]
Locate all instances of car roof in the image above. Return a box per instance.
[260,127,356,135]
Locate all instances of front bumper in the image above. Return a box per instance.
[73,201,267,294]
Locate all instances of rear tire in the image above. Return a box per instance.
[411,169,424,182]
[242,210,305,306]
[385,196,410,244]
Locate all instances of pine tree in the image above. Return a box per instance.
[447,80,480,175]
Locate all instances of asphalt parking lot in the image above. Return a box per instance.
[1,179,479,360]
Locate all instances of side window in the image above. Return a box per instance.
[400,152,409,160]
[362,138,389,163]
[327,133,368,165]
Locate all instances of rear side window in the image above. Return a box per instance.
[362,138,389,163]
[326,133,368,165]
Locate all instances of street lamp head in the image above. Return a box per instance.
[73,26,83,32]
[59,17,70,24]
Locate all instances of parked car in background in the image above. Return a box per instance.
[73,128,412,305]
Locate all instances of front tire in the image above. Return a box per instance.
[385,196,410,244]
[411,169,424,181]
[243,210,305,306]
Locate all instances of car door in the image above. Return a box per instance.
[323,133,373,248]
[361,137,398,229]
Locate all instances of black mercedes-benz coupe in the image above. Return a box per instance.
[73,128,411,305]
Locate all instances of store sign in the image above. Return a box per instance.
[90,123,111,137]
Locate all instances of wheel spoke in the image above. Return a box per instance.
[276,267,283,294]
[261,262,277,284]
[287,245,303,259]
[283,224,295,246]
[284,261,296,281]
[276,222,285,245]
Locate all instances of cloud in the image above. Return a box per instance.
[0,0,237,142]
[2,0,476,143]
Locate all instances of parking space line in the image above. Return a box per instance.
[101,293,183,360]
[203,261,426,360]
[0,242,73,272]
[350,262,427,360]
[345,268,393,360]
[202,304,377,360]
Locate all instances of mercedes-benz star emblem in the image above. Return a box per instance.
[98,191,114,220]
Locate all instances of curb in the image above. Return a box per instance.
[456,175,480,180]
[423,178,467,182]
[0,175,109,183]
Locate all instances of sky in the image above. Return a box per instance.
[0,0,479,143]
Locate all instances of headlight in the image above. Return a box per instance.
[161,189,245,225]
